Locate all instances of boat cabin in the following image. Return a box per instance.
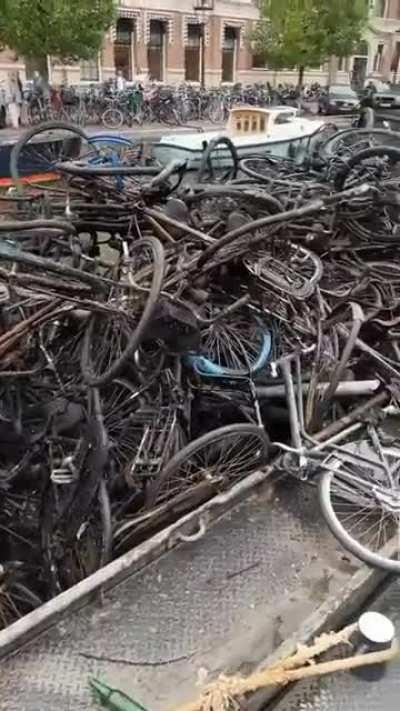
[227,107,299,137]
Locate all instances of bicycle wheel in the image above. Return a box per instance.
[0,574,43,628]
[101,108,124,129]
[198,136,239,183]
[319,127,400,159]
[186,307,273,377]
[41,474,109,594]
[319,436,400,572]
[239,156,288,182]
[334,145,400,191]
[208,103,224,124]
[88,134,140,166]
[146,423,270,507]
[27,104,42,126]
[10,121,92,193]
[81,236,165,386]
[101,378,145,482]
[183,187,282,234]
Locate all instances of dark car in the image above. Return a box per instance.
[319,84,360,114]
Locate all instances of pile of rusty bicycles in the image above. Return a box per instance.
[2,119,400,628]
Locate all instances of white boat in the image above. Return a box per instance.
[153,106,325,169]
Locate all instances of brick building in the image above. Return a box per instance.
[0,0,330,87]
[0,0,399,88]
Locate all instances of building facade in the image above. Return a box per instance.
[331,0,400,87]
[0,0,264,86]
[0,0,331,88]
[0,0,399,88]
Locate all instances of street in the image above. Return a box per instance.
[0,113,354,146]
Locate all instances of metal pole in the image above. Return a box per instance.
[256,379,381,399]
[200,22,205,88]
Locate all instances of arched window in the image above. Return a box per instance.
[114,18,134,80]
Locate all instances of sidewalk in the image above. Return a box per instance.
[0,113,353,145]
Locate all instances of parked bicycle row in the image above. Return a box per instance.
[21,81,280,128]
[3,70,399,132]
[10,79,338,130]
[1,119,400,628]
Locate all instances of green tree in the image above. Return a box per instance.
[253,0,369,87]
[0,0,116,74]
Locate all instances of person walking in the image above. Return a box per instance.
[7,71,23,129]
[116,70,126,92]
[33,70,50,101]
[0,80,7,128]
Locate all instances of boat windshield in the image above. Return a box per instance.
[275,112,295,124]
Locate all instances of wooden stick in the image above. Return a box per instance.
[267,622,357,672]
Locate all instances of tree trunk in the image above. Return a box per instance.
[25,56,49,81]
[298,65,305,89]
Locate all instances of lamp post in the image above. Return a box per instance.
[393,29,400,84]
[193,0,214,88]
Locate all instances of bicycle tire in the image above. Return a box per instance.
[184,186,283,215]
[10,121,90,189]
[148,159,187,188]
[101,108,124,130]
[319,127,400,158]
[87,135,139,168]
[81,236,165,387]
[57,161,162,177]
[198,136,239,182]
[334,144,400,190]
[208,104,224,124]
[146,423,270,507]
[239,156,283,182]
[186,330,272,377]
[0,218,74,234]
[89,135,138,148]
[319,465,400,572]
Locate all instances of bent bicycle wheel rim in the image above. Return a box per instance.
[319,445,400,572]
[81,236,165,387]
[10,121,92,193]
[198,136,239,183]
[146,423,270,507]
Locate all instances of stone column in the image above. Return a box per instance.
[237,23,250,74]
[381,36,395,80]
[166,14,185,84]
[101,32,115,80]
[204,15,222,86]
[135,40,148,77]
